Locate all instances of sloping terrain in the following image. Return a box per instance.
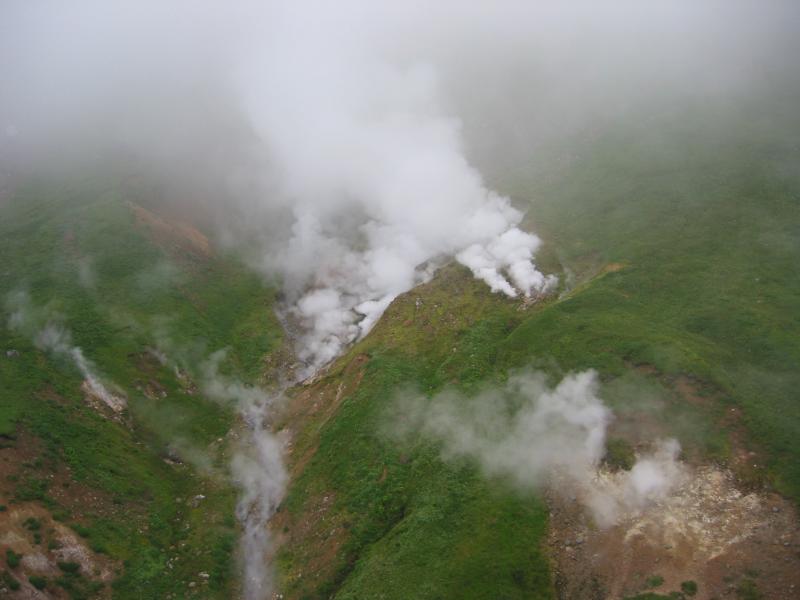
[0,95,798,600]
[0,183,282,598]
[272,98,800,599]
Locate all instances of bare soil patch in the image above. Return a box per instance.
[0,431,122,598]
[128,202,212,260]
[549,463,800,599]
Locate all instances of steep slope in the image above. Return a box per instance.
[0,183,282,598]
[1,92,797,600]
[508,97,800,502]
[274,266,554,600]
[273,97,800,599]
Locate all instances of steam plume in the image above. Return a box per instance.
[0,0,566,373]
[390,370,685,527]
[3,2,797,596]
[4,1,797,373]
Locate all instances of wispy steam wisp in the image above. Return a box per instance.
[6,291,125,415]
[201,351,287,600]
[35,324,126,414]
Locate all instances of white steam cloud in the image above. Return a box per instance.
[2,0,797,374]
[3,2,797,596]
[391,370,685,527]
[583,438,684,528]
[3,2,796,373]
[246,5,559,371]
[0,0,571,374]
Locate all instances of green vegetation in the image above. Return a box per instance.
[1,570,21,591]
[71,523,91,538]
[275,268,551,600]
[0,183,282,598]
[681,580,698,596]
[56,560,104,600]
[29,574,48,590]
[621,575,699,598]
[276,95,800,598]
[507,98,800,501]
[58,561,81,574]
[736,578,763,600]
[624,594,684,600]
[0,86,797,600]
[604,437,636,471]
[6,549,22,569]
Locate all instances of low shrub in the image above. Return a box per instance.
[29,575,47,590]
[58,561,81,574]
[6,549,22,569]
[681,580,698,596]
[1,570,20,590]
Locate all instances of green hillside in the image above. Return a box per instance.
[511,98,800,499]
[273,98,800,599]
[0,183,282,598]
[0,97,797,600]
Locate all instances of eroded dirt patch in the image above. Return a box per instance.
[549,464,800,599]
[0,431,122,598]
[0,503,117,598]
[128,202,212,260]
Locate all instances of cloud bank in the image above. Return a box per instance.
[3,1,798,371]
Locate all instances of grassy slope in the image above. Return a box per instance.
[0,182,281,598]
[505,95,800,499]
[277,267,554,600]
[2,89,796,600]
[276,95,800,598]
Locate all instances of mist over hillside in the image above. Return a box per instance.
[1,2,800,599]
